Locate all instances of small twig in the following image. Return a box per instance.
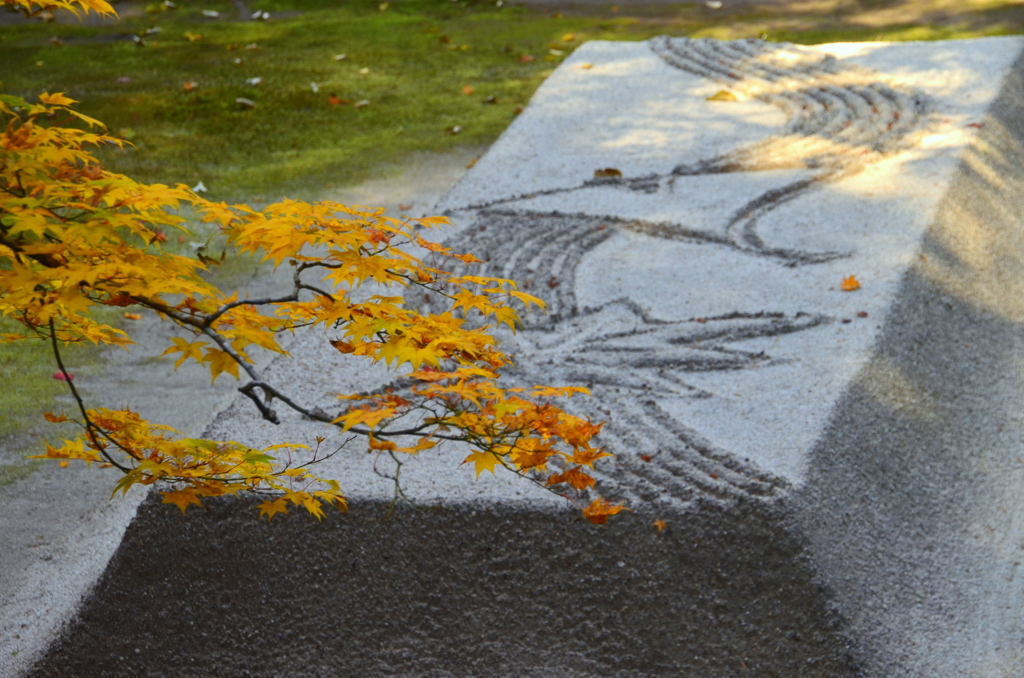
[48,320,132,472]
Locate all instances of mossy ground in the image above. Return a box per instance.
[2,0,1022,203]
[1,0,1022,479]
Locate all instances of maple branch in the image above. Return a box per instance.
[200,292,298,330]
[0,231,65,269]
[298,283,335,300]
[383,450,410,519]
[199,260,321,329]
[238,381,281,424]
[48,319,132,473]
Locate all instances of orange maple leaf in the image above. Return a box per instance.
[546,466,595,491]
[841,275,861,291]
[653,519,668,532]
[367,434,397,452]
[572,446,612,467]
[582,498,629,524]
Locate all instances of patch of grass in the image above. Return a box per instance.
[2,0,1021,203]
[0,317,108,481]
[0,459,43,487]
[0,319,96,441]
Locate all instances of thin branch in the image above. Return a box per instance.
[200,292,298,330]
[48,319,131,473]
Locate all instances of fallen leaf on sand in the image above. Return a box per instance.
[653,520,667,532]
[841,275,861,291]
[707,89,738,102]
[594,168,622,178]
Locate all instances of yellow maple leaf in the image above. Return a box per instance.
[202,347,240,383]
[706,89,738,102]
[160,490,203,514]
[463,450,500,477]
[258,498,289,520]
[367,434,397,452]
[161,337,207,369]
[302,497,325,521]
[415,235,448,253]
[333,405,396,431]
[653,519,668,532]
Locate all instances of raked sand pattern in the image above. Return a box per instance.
[430,36,1010,511]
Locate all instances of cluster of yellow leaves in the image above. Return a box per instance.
[1,15,621,522]
[2,0,114,19]
[35,409,346,518]
[0,92,218,348]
